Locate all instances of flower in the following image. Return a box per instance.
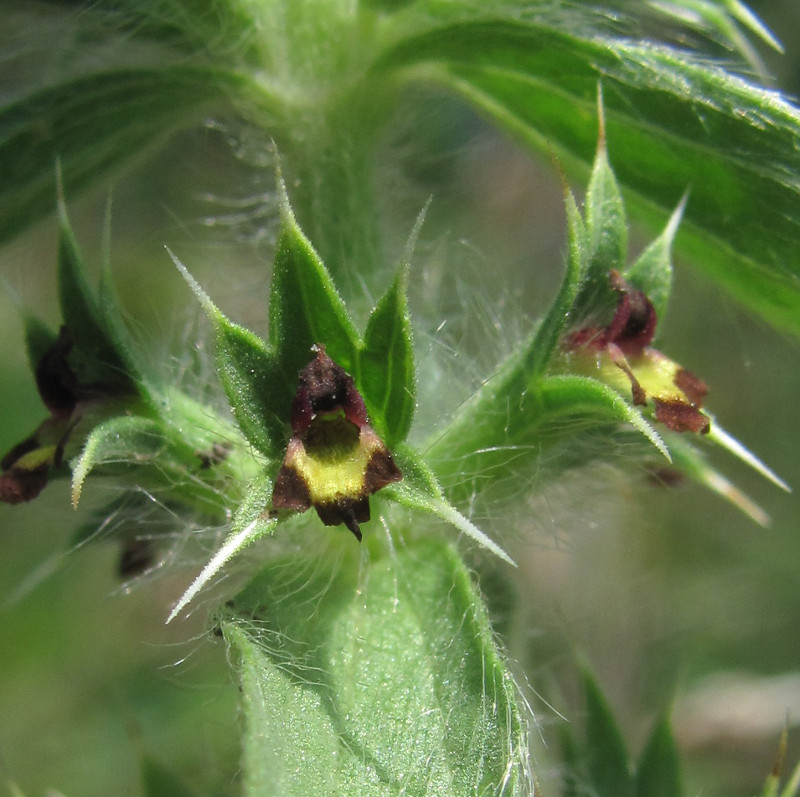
[563,270,710,434]
[1,326,136,504]
[271,345,402,540]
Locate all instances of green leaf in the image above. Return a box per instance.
[167,469,276,623]
[0,66,251,245]
[360,267,415,447]
[583,669,634,797]
[223,536,530,796]
[645,0,782,71]
[378,20,800,335]
[269,188,362,393]
[169,250,286,459]
[635,715,683,797]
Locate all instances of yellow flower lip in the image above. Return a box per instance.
[271,346,402,540]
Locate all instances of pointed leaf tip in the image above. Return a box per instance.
[708,420,790,493]
[167,472,276,622]
[167,515,276,623]
[166,247,216,318]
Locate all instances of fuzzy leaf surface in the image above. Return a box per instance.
[378,21,800,334]
[224,537,529,796]
[427,368,668,507]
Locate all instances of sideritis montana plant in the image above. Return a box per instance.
[1,2,798,795]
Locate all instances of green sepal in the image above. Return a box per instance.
[384,445,515,566]
[582,669,634,797]
[169,251,285,459]
[663,432,784,527]
[21,313,58,372]
[524,188,586,381]
[222,536,530,795]
[70,415,165,508]
[360,265,415,447]
[270,184,362,393]
[56,196,139,396]
[174,189,420,457]
[634,713,683,797]
[70,404,242,516]
[538,375,670,461]
[625,194,687,326]
[214,319,285,460]
[573,96,628,319]
[97,256,156,406]
[166,469,276,623]
[428,368,670,509]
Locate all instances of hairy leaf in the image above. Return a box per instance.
[378,20,800,334]
[224,536,530,796]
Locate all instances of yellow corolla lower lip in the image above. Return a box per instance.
[287,424,384,505]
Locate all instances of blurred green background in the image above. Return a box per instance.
[1,2,799,795]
